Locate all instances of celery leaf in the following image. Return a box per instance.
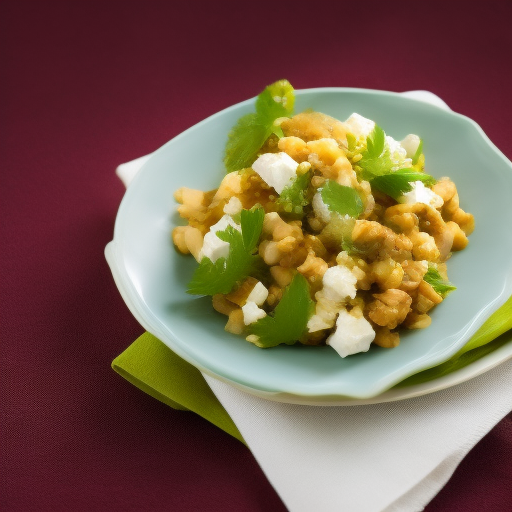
[240,207,265,252]
[370,169,436,200]
[187,208,265,295]
[224,113,269,174]
[320,180,364,218]
[224,80,295,173]
[423,265,456,298]
[248,273,314,348]
[255,79,295,119]
[358,125,395,180]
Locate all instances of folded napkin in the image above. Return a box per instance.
[111,92,512,512]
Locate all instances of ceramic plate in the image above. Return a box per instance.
[106,88,512,403]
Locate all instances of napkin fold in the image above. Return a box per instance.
[112,331,245,444]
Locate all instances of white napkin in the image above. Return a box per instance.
[203,364,512,512]
[116,91,512,512]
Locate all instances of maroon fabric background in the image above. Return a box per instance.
[1,1,511,511]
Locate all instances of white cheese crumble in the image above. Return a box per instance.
[246,281,268,306]
[198,214,241,263]
[385,135,412,169]
[223,196,243,215]
[399,181,444,208]
[312,192,332,223]
[307,264,359,333]
[345,113,375,139]
[242,301,267,325]
[252,152,299,194]
[326,309,375,358]
[322,265,358,302]
[400,134,421,159]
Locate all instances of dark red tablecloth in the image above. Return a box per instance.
[2,1,511,511]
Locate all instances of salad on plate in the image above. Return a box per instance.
[171,80,474,358]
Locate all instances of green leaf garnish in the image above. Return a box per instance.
[276,169,312,217]
[255,79,295,120]
[187,208,265,295]
[412,138,423,165]
[224,114,269,174]
[240,207,265,252]
[370,169,436,201]
[356,126,433,199]
[224,80,295,173]
[366,124,386,158]
[358,125,395,179]
[248,273,314,348]
[423,265,456,298]
[320,180,364,218]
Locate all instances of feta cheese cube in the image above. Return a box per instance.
[345,113,375,139]
[326,309,375,358]
[312,192,332,223]
[242,301,267,325]
[211,214,241,234]
[246,281,268,306]
[400,134,421,159]
[385,135,411,169]
[399,181,444,208]
[252,152,299,194]
[200,232,229,262]
[322,265,358,302]
[198,214,241,262]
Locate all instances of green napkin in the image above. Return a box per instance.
[112,296,512,442]
[112,333,246,444]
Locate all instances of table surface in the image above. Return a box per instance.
[2,1,511,511]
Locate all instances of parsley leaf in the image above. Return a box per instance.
[240,207,265,252]
[356,126,434,200]
[248,273,314,348]
[366,124,386,158]
[320,180,364,218]
[358,125,395,180]
[357,123,419,181]
[276,169,312,217]
[224,114,269,174]
[371,169,437,201]
[423,265,457,298]
[187,208,265,296]
[224,79,295,173]
[255,79,295,120]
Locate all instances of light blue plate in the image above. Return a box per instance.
[107,88,512,402]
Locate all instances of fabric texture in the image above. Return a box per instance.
[3,3,512,511]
